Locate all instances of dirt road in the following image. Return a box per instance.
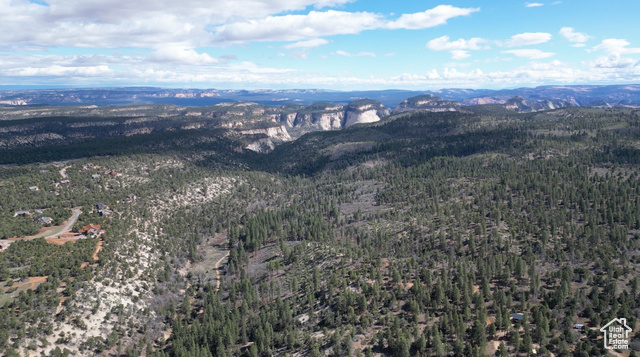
[59,165,70,178]
[214,251,230,292]
[44,208,82,239]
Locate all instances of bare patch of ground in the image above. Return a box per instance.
[149,177,240,220]
[92,240,103,261]
[189,233,230,290]
[5,276,47,291]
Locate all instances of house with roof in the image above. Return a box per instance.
[14,210,30,217]
[29,186,39,191]
[512,313,524,322]
[96,202,109,210]
[98,209,113,217]
[81,224,102,237]
[37,217,53,225]
[600,318,632,350]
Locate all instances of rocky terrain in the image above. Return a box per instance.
[392,94,462,114]
[0,99,392,154]
[3,86,640,157]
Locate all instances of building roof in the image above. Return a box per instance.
[98,209,113,216]
[81,224,101,232]
[512,313,524,320]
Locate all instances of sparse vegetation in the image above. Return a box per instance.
[0,105,639,356]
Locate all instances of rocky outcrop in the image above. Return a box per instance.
[238,125,292,141]
[277,100,389,131]
[0,99,28,106]
[504,96,531,112]
[289,103,345,130]
[503,96,574,113]
[344,100,390,128]
[393,95,461,114]
[246,138,276,153]
[461,97,505,106]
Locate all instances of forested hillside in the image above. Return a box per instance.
[0,106,639,356]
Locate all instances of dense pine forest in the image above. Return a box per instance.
[0,106,639,356]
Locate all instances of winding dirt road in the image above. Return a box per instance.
[44,208,82,239]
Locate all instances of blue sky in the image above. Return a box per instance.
[1,0,639,90]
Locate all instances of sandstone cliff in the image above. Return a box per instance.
[392,94,461,114]
[343,100,390,128]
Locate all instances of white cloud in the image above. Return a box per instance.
[450,50,470,60]
[3,52,640,90]
[0,0,355,49]
[525,2,544,7]
[334,50,376,57]
[427,35,489,60]
[591,53,637,69]
[590,40,640,70]
[212,10,382,43]
[593,39,640,54]
[11,65,111,77]
[505,32,552,47]
[282,38,329,49]
[503,49,555,59]
[559,27,589,43]
[149,47,219,65]
[426,36,489,51]
[212,6,479,43]
[290,51,308,59]
[386,5,479,30]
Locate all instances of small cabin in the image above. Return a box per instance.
[98,209,113,217]
[512,313,524,321]
[37,217,53,225]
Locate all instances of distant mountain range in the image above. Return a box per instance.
[1,84,640,109]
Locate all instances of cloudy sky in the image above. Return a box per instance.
[1,0,640,90]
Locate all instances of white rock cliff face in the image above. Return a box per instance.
[282,113,297,127]
[392,95,461,114]
[283,101,390,130]
[313,112,345,130]
[239,125,292,141]
[344,109,382,128]
[292,112,345,130]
